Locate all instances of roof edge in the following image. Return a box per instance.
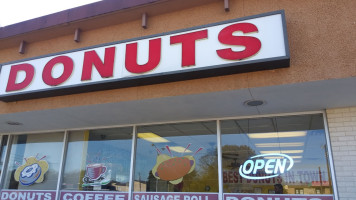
[0,0,163,39]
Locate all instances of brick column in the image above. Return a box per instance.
[326,107,356,200]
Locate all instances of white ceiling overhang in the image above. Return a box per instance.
[1,77,356,134]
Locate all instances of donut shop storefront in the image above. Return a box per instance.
[0,1,355,200]
[0,113,336,200]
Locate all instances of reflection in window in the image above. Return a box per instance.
[61,127,133,191]
[2,133,64,190]
[221,114,334,195]
[134,121,218,193]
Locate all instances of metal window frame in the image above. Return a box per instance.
[55,131,69,200]
[217,120,223,200]
[128,125,137,200]
[0,135,12,189]
[323,111,339,200]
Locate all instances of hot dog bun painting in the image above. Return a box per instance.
[152,145,202,185]
[14,155,49,186]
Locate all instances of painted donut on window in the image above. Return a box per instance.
[14,156,49,186]
[19,163,42,186]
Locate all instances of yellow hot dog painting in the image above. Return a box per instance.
[152,145,202,185]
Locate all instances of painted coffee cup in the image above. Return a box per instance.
[86,163,106,180]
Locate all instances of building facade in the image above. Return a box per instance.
[0,0,355,200]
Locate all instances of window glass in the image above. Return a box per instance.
[61,127,133,192]
[2,132,64,190]
[134,121,218,193]
[221,114,334,196]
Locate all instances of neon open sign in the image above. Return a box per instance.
[239,153,294,180]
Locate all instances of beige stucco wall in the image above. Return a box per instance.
[0,0,355,114]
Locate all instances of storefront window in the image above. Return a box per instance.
[2,132,64,190]
[61,127,133,199]
[0,113,337,200]
[221,114,334,199]
[133,121,219,199]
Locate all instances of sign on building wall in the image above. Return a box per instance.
[0,10,289,102]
